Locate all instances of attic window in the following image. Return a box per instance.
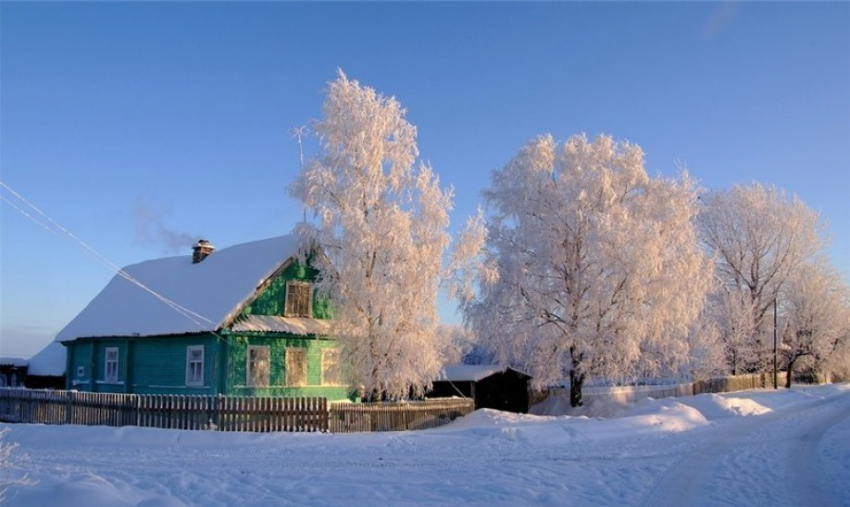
[284,281,312,318]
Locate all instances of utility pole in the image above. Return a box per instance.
[773,297,778,389]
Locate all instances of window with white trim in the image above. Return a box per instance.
[321,348,341,386]
[285,347,307,387]
[186,345,205,387]
[284,281,312,318]
[247,345,270,387]
[104,347,119,383]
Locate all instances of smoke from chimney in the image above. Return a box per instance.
[133,198,197,254]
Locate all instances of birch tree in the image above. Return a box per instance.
[822,319,850,382]
[697,183,826,373]
[466,134,712,406]
[781,260,849,387]
[709,284,759,374]
[291,71,451,399]
[684,312,728,380]
[434,324,478,365]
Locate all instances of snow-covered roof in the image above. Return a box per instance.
[27,342,66,376]
[436,365,531,382]
[54,235,307,342]
[0,356,28,367]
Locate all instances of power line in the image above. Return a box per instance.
[0,194,56,236]
[2,180,243,396]
[0,180,215,329]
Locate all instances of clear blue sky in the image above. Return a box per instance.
[2,2,848,358]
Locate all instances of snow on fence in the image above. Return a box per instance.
[0,389,327,432]
[585,383,695,404]
[540,383,694,411]
[541,373,792,408]
[329,398,474,433]
[693,372,787,394]
[0,389,474,433]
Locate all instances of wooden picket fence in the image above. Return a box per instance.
[0,389,474,433]
[0,389,327,432]
[693,372,788,394]
[536,373,795,410]
[329,398,474,433]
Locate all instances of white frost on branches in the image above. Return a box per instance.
[697,183,826,373]
[434,324,478,366]
[291,71,452,399]
[708,283,760,374]
[466,134,712,405]
[781,260,850,385]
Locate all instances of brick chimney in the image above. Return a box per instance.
[192,239,215,264]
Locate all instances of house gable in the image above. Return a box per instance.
[238,260,331,321]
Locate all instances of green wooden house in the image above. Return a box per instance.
[57,235,350,400]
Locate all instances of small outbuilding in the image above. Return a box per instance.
[25,342,66,389]
[0,357,28,388]
[429,365,532,413]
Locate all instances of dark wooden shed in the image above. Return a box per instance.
[0,357,28,388]
[428,365,532,413]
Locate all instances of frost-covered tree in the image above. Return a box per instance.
[709,284,759,374]
[434,324,477,366]
[697,183,826,373]
[822,321,850,382]
[781,260,849,387]
[291,71,452,399]
[683,312,727,380]
[466,134,712,406]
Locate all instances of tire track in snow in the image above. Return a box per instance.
[782,401,850,507]
[640,391,850,507]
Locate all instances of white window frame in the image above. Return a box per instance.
[285,347,308,387]
[284,281,313,318]
[186,345,205,387]
[104,347,119,383]
[321,348,341,386]
[247,345,270,387]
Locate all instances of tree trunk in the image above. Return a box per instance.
[569,369,585,408]
[785,357,797,389]
[569,347,585,408]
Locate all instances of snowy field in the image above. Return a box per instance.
[3,384,849,507]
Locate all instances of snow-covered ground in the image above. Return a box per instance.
[3,384,849,507]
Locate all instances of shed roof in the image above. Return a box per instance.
[26,342,65,376]
[436,365,531,382]
[0,357,28,368]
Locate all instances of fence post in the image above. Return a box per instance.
[212,394,219,430]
